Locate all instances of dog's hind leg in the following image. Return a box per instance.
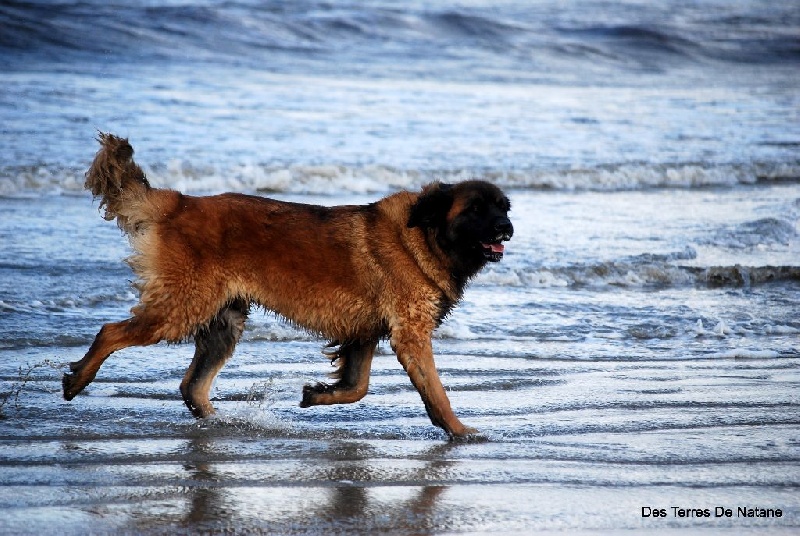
[300,338,378,407]
[63,315,163,400]
[180,299,248,418]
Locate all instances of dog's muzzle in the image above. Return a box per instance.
[481,218,513,262]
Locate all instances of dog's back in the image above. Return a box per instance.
[136,191,400,341]
[85,135,390,340]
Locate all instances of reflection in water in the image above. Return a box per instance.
[182,438,228,528]
[173,437,455,532]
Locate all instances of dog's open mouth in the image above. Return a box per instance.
[481,233,511,262]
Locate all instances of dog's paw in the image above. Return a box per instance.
[448,426,488,443]
[62,373,81,401]
[299,382,332,407]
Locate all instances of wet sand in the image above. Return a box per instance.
[1,339,798,534]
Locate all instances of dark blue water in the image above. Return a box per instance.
[3,0,799,78]
[1,0,798,190]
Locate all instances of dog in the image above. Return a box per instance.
[62,134,513,439]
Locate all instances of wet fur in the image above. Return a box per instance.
[63,133,512,439]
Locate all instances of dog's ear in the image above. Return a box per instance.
[408,183,454,229]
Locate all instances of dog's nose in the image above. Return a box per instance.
[495,218,513,238]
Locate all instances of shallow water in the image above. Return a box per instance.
[2,0,800,533]
[1,187,798,534]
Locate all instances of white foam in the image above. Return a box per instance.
[497,162,798,191]
[245,321,313,342]
[0,293,138,315]
[85,386,119,397]
[693,319,707,337]
[126,161,800,194]
[434,319,478,340]
[709,349,780,359]
[517,269,570,288]
[766,325,800,335]
[713,320,733,337]
[694,319,750,338]
[476,269,525,287]
[146,162,420,195]
[3,161,798,196]
[209,407,292,432]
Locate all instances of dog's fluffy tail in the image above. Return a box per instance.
[85,133,152,234]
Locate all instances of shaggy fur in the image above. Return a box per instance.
[63,133,513,439]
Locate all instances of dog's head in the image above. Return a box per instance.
[408,180,513,277]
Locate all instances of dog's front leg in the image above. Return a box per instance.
[391,331,477,439]
[63,317,161,400]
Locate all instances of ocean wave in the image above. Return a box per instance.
[479,262,800,290]
[244,323,314,343]
[2,161,798,196]
[705,349,781,359]
[2,0,798,79]
[694,265,800,288]
[706,218,798,249]
[0,292,136,315]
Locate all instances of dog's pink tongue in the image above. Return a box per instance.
[484,243,505,253]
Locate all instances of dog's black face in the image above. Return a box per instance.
[408,180,513,279]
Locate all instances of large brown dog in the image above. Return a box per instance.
[63,134,513,439]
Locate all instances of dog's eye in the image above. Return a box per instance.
[470,202,484,214]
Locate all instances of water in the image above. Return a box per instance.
[1,1,799,533]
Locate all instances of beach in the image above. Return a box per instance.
[1,0,799,533]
